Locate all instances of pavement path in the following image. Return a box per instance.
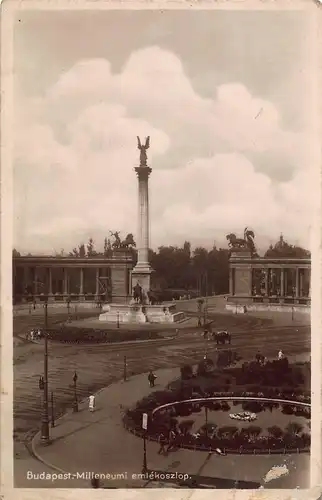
[27,367,309,489]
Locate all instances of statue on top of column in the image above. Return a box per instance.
[137,136,150,166]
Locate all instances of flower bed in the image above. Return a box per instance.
[123,391,310,455]
[45,326,162,343]
[229,411,257,422]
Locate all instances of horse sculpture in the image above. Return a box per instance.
[121,233,136,249]
[226,233,246,249]
[226,227,256,254]
[212,331,231,345]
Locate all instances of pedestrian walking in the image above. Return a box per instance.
[89,395,95,412]
[158,432,167,455]
[148,370,156,388]
[166,429,176,453]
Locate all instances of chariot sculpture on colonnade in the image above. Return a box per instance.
[109,231,136,250]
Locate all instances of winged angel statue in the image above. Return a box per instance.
[137,136,150,166]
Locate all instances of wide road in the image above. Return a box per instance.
[12,302,310,488]
[14,317,310,443]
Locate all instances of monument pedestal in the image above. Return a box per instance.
[131,263,152,302]
[99,302,185,324]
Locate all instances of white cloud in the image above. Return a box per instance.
[14,46,317,254]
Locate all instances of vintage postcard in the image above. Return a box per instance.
[1,0,321,499]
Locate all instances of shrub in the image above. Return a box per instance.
[180,364,194,380]
[267,425,284,440]
[220,401,231,411]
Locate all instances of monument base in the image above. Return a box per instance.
[99,302,185,324]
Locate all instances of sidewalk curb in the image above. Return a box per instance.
[30,370,155,474]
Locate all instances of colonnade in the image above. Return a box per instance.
[13,254,134,303]
[229,256,311,305]
[251,267,311,299]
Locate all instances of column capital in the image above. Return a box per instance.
[135,166,152,180]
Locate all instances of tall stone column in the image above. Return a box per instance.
[131,136,153,297]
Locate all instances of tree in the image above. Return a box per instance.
[192,247,209,295]
[178,419,195,435]
[180,364,194,380]
[245,425,262,438]
[103,237,113,257]
[285,421,303,437]
[78,243,86,258]
[217,426,239,439]
[264,234,310,258]
[87,238,97,257]
[12,248,21,257]
[69,247,79,257]
[267,425,284,440]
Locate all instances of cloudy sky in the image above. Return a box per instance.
[13,9,319,255]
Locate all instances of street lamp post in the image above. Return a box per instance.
[142,413,148,474]
[40,299,50,445]
[205,405,208,437]
[51,391,55,427]
[142,430,147,474]
[117,310,120,329]
[123,356,127,382]
[73,371,78,412]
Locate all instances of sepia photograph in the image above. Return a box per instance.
[3,1,320,493]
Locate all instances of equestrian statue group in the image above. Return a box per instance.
[109,231,136,250]
[226,227,256,255]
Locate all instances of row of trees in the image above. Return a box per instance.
[13,234,310,296]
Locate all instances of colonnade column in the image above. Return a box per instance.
[295,268,300,300]
[79,268,84,298]
[48,267,53,300]
[23,266,29,297]
[95,268,100,298]
[34,268,38,297]
[63,268,68,297]
[280,269,284,300]
[299,269,304,297]
[264,269,269,297]
[48,268,52,294]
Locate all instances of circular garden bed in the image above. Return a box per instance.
[123,390,310,454]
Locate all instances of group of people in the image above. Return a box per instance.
[157,429,178,455]
[26,329,42,341]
